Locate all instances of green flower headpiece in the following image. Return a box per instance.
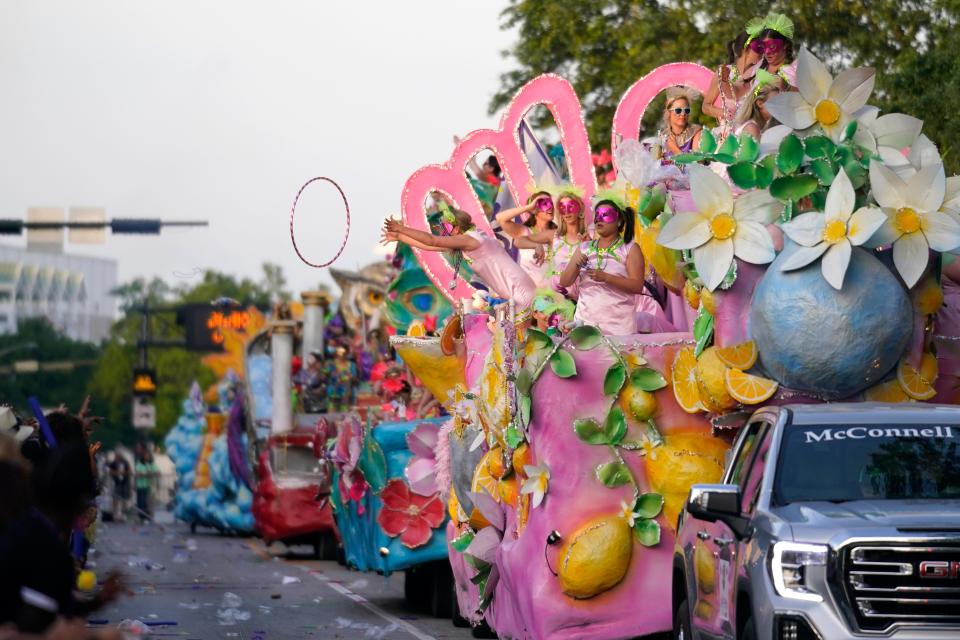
[753,68,779,97]
[744,16,765,44]
[437,200,456,224]
[763,12,794,40]
[593,183,629,212]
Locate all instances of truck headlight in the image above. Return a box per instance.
[771,541,828,602]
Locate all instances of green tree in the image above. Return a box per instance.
[259,262,290,303]
[493,0,959,170]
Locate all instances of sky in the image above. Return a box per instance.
[0,1,515,298]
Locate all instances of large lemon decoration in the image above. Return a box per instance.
[558,515,633,599]
[645,432,728,529]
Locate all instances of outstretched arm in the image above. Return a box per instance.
[702,70,722,119]
[383,219,479,252]
[583,245,647,294]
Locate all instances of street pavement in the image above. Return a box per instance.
[89,514,474,640]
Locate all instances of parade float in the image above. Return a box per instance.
[387,45,960,639]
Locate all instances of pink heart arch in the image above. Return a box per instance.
[400,74,596,302]
[611,62,714,165]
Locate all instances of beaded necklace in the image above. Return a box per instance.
[588,237,624,272]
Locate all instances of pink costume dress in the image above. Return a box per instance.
[546,234,582,299]
[466,230,537,310]
[515,227,549,289]
[574,239,638,336]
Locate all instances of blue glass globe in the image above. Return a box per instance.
[749,243,912,399]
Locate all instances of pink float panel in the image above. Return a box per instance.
[610,62,714,165]
[400,74,596,302]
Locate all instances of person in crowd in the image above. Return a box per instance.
[702,31,763,141]
[106,451,131,523]
[658,87,703,160]
[325,346,358,412]
[298,350,328,413]
[382,208,538,312]
[0,438,125,635]
[0,434,32,534]
[752,13,796,88]
[732,72,782,140]
[559,191,646,336]
[133,445,158,523]
[494,190,557,289]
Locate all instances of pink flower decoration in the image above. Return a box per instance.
[376,479,445,548]
[405,422,440,496]
[332,416,368,513]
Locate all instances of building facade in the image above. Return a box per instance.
[0,245,117,343]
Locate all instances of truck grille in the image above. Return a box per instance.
[843,544,960,631]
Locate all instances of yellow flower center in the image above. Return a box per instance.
[709,213,737,240]
[895,207,922,234]
[822,219,848,244]
[815,99,841,126]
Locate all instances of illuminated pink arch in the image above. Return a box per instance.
[400,74,596,302]
[611,62,714,164]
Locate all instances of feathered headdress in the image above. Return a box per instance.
[665,85,701,105]
[763,12,794,40]
[753,68,779,96]
[592,180,630,212]
[744,16,765,44]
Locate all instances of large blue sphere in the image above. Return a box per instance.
[750,243,912,399]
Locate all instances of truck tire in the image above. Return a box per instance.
[470,620,497,638]
[404,566,430,612]
[673,598,692,640]
[429,562,453,618]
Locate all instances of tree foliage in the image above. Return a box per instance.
[493,0,960,171]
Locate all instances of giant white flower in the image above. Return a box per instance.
[658,164,782,291]
[779,169,886,289]
[867,161,960,287]
[878,134,941,180]
[521,464,550,509]
[855,106,923,159]
[765,48,875,142]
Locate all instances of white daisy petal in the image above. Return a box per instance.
[781,212,827,247]
[693,238,734,291]
[921,211,960,252]
[854,105,880,124]
[872,114,923,151]
[821,240,853,290]
[733,190,782,224]
[869,162,908,210]
[852,126,878,154]
[892,231,930,288]
[657,211,711,249]
[764,92,817,131]
[847,207,887,246]
[942,176,960,213]
[829,67,876,113]
[825,169,855,220]
[733,221,776,264]
[907,134,940,170]
[864,213,901,248]
[779,243,829,271]
[797,47,833,105]
[905,163,946,213]
[879,147,913,179]
[689,164,733,217]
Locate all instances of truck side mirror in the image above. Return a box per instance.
[687,484,750,538]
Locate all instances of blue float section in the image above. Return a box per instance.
[331,417,448,575]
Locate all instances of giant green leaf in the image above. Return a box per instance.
[450,530,475,553]
[603,362,627,396]
[777,134,804,175]
[699,127,717,154]
[505,425,524,449]
[673,152,704,164]
[596,462,632,487]
[737,135,759,163]
[526,328,551,351]
[693,308,714,358]
[755,155,776,188]
[630,367,667,391]
[810,158,835,186]
[803,135,835,159]
[603,407,627,445]
[634,519,662,547]
[549,349,577,378]
[519,395,531,428]
[770,175,819,202]
[635,492,665,519]
[717,134,740,157]
[516,368,532,396]
[727,162,757,189]
[574,418,607,444]
[568,325,603,350]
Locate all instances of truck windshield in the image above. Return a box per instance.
[774,424,960,504]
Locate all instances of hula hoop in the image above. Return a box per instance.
[289,176,350,268]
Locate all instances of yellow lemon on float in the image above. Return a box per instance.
[558,515,633,599]
[512,443,533,474]
[914,277,944,315]
[724,369,778,405]
[406,320,427,337]
[715,341,758,371]
[671,347,703,414]
[897,357,937,400]
[645,432,728,530]
[864,380,913,403]
[619,384,658,422]
[77,570,97,592]
[696,347,737,412]
[683,280,700,311]
[694,543,715,593]
[498,474,520,508]
[700,288,717,315]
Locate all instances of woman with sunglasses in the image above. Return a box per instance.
[382,209,537,311]
[751,13,797,89]
[658,87,703,160]
[703,32,763,141]
[558,193,645,336]
[494,190,558,288]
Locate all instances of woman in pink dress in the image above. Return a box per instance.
[493,190,556,289]
[558,195,646,336]
[383,209,537,310]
